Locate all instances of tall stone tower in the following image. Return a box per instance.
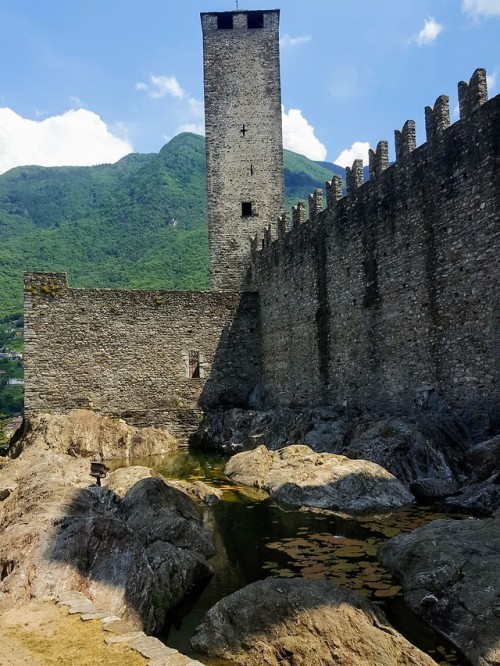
[201,10,284,291]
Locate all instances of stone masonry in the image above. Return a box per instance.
[252,69,499,426]
[22,10,500,439]
[201,10,284,291]
[23,273,261,437]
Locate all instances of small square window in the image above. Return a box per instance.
[247,11,264,29]
[218,14,233,30]
[242,202,253,217]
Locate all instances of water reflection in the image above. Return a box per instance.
[115,450,468,666]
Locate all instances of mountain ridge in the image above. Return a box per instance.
[0,133,338,319]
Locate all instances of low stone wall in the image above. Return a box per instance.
[24,273,261,439]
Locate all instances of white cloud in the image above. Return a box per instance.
[281,106,327,161]
[0,108,133,175]
[69,96,85,109]
[487,69,498,91]
[176,123,205,136]
[135,74,185,99]
[333,142,370,169]
[413,17,444,45]
[188,97,204,118]
[462,0,500,16]
[280,34,311,48]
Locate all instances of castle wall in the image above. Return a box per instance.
[253,76,500,421]
[24,273,261,438]
[201,10,284,291]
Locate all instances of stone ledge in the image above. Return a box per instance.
[56,590,204,666]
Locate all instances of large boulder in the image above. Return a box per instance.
[446,434,500,515]
[191,407,470,491]
[224,445,414,513]
[190,407,312,453]
[10,409,177,460]
[335,415,469,489]
[190,578,437,666]
[379,517,500,666]
[0,449,215,633]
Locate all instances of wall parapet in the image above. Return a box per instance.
[250,68,499,418]
[292,200,306,227]
[459,67,488,119]
[369,141,389,179]
[326,176,343,208]
[395,119,416,161]
[252,68,496,264]
[425,95,450,142]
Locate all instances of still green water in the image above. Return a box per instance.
[116,450,469,666]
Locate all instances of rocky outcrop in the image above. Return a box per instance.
[224,445,414,513]
[191,578,438,666]
[0,449,214,634]
[379,517,500,666]
[336,414,469,489]
[190,407,312,453]
[10,409,177,460]
[446,434,500,515]
[192,407,469,490]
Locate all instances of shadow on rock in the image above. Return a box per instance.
[0,461,215,634]
[380,516,500,666]
[190,577,438,666]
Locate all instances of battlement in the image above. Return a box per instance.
[458,67,488,118]
[251,68,499,416]
[253,68,495,253]
[24,272,68,292]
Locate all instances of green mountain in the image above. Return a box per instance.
[0,133,335,320]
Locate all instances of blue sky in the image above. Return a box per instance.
[0,0,499,174]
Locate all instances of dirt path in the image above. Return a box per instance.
[0,601,147,666]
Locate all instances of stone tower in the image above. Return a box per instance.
[201,10,284,291]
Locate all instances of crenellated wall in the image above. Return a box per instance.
[23,69,499,433]
[24,273,261,438]
[252,69,500,421]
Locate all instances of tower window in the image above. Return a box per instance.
[242,202,253,217]
[247,11,264,29]
[217,14,233,30]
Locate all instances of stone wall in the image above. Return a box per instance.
[201,10,284,291]
[252,70,500,424]
[24,273,261,438]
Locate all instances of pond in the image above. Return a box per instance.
[114,449,469,666]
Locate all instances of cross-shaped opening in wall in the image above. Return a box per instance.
[240,124,247,137]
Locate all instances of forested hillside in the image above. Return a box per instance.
[0,133,335,319]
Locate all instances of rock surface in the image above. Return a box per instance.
[0,430,214,634]
[379,517,500,666]
[192,407,470,488]
[224,445,414,513]
[10,409,177,460]
[190,578,438,666]
[446,434,500,515]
